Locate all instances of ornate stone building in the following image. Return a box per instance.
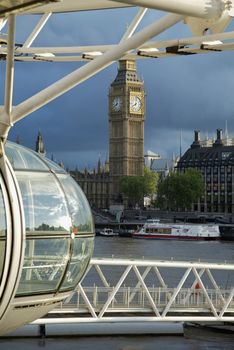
[109,59,145,199]
[177,129,234,216]
[71,159,111,209]
[71,59,145,208]
[35,131,46,156]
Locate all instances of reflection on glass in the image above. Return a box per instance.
[16,172,72,234]
[59,175,94,233]
[4,141,95,296]
[0,183,6,283]
[40,157,66,173]
[17,238,70,295]
[61,237,94,291]
[5,142,48,170]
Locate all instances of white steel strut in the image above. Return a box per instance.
[0,1,234,138]
[0,12,183,136]
[33,257,234,324]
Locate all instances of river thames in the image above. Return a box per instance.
[1,236,234,349]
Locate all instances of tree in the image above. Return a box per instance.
[156,169,204,211]
[120,168,158,207]
[142,167,158,197]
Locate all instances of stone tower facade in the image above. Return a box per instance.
[35,131,46,156]
[109,60,145,200]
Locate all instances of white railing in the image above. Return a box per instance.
[44,256,234,323]
[58,286,234,313]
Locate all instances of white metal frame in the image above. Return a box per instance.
[33,257,234,324]
[0,144,25,323]
[0,0,234,328]
[0,0,234,138]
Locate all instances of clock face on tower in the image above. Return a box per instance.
[112,97,122,112]
[129,95,142,113]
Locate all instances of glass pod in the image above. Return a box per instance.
[0,141,95,334]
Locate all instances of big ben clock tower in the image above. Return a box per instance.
[109,60,145,201]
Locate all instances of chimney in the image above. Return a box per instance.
[194,130,200,142]
[191,130,201,148]
[213,128,223,147]
[217,128,222,141]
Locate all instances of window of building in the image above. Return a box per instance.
[220,166,225,173]
[222,152,231,160]
[220,205,225,213]
[220,175,225,182]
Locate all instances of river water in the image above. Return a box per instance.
[94,236,234,263]
[1,236,234,349]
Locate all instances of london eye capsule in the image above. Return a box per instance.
[0,141,95,334]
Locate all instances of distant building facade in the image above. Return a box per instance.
[144,149,178,180]
[70,160,111,209]
[150,156,177,180]
[144,150,161,169]
[177,129,234,215]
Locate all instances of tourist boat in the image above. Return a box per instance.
[99,228,118,237]
[132,221,220,240]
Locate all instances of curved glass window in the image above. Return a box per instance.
[0,180,7,285]
[15,171,73,295]
[16,172,72,234]
[16,238,70,295]
[5,141,66,173]
[40,157,67,174]
[4,141,94,297]
[61,237,94,291]
[5,142,48,171]
[59,174,94,233]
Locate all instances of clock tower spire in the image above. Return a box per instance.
[108,60,145,202]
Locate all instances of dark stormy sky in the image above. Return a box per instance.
[4,7,234,169]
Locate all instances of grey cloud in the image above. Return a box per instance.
[5,10,234,169]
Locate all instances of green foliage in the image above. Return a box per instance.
[156,169,204,211]
[142,167,158,196]
[120,168,158,206]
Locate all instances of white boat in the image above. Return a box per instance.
[99,228,118,237]
[132,221,220,240]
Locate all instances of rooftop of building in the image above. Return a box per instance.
[178,129,234,166]
[111,59,142,85]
